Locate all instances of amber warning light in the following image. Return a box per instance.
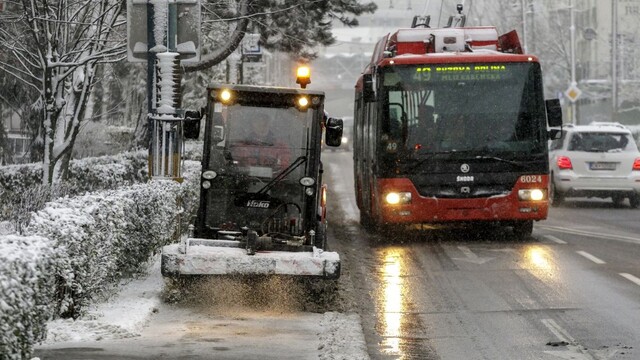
[296,66,311,89]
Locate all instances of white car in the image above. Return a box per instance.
[548,122,640,208]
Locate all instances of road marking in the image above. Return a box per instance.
[620,273,640,287]
[576,251,606,264]
[452,246,494,264]
[542,319,618,360]
[544,235,567,244]
[537,225,640,245]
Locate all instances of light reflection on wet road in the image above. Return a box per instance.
[324,151,640,360]
[380,250,405,356]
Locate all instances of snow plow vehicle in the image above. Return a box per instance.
[161,83,344,279]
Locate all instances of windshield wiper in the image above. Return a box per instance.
[474,155,527,168]
[257,156,307,194]
[407,150,457,172]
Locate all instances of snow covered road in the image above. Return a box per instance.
[33,256,369,359]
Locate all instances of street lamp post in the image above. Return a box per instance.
[611,0,618,116]
[569,0,577,124]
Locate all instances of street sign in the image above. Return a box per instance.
[241,33,262,62]
[127,0,201,63]
[564,84,582,103]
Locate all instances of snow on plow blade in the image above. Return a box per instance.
[161,240,340,279]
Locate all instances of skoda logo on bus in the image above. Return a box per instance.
[460,164,470,173]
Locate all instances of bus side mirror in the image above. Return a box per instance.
[325,117,344,147]
[184,110,202,139]
[548,128,562,140]
[363,74,376,102]
[545,99,562,128]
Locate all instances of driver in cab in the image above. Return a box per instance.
[230,114,291,170]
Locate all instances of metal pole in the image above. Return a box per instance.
[570,0,577,124]
[521,0,528,53]
[611,0,618,116]
[146,1,156,143]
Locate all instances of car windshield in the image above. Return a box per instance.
[568,132,633,152]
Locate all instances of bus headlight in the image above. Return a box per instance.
[518,189,545,201]
[385,192,412,205]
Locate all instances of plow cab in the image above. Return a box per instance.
[161,84,343,279]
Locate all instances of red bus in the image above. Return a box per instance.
[353,19,563,238]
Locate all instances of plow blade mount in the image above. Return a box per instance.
[161,240,340,279]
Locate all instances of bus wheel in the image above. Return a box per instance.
[512,220,533,240]
[360,211,375,230]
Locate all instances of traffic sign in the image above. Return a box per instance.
[564,84,582,103]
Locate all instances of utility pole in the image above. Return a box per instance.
[569,0,577,124]
[521,0,528,53]
[611,0,618,117]
[127,0,201,181]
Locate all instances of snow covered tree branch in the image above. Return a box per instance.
[0,0,127,184]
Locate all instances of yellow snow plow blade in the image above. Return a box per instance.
[161,239,340,279]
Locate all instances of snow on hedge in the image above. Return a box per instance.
[0,160,201,359]
[0,235,59,359]
[0,151,149,234]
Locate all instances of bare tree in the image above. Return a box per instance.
[0,0,127,184]
[1,0,376,184]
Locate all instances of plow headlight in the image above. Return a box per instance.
[202,180,211,189]
[384,192,412,205]
[518,189,545,201]
[219,89,232,103]
[297,96,309,108]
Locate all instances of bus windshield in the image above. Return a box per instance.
[382,62,546,156]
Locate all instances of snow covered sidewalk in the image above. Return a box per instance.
[34,256,369,359]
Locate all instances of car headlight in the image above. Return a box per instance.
[518,189,545,201]
[384,192,412,205]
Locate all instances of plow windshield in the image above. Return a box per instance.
[202,103,319,236]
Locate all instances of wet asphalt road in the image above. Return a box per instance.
[323,150,640,360]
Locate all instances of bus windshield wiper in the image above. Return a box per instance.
[407,150,457,172]
[474,155,527,168]
[257,156,307,194]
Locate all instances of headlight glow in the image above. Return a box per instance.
[220,89,232,102]
[384,192,412,205]
[518,189,545,201]
[298,96,309,107]
[342,137,348,144]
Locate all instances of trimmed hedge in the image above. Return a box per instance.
[0,160,201,359]
[0,151,149,232]
[0,235,59,360]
